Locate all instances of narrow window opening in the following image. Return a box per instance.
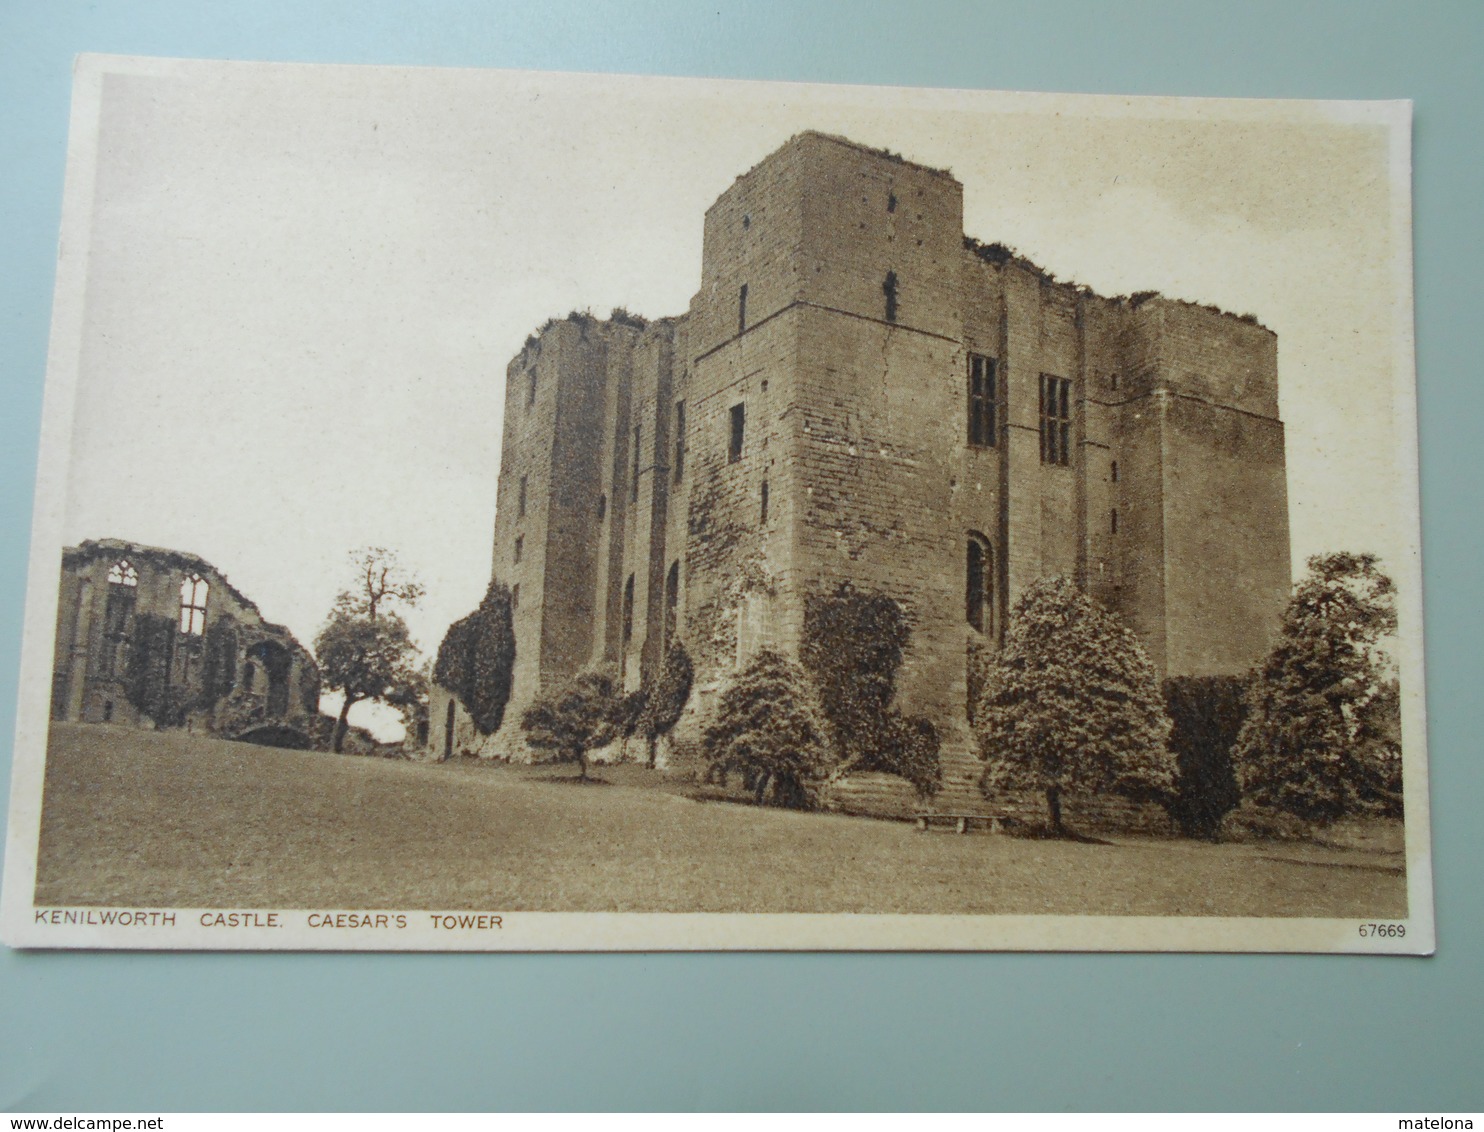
[738,284,748,334]
[514,535,523,564]
[1111,509,1119,534]
[673,400,686,482]
[729,403,745,463]
[631,424,641,503]
[518,475,528,518]
[526,367,537,408]
[178,574,209,636]
[887,193,897,213]
[511,583,519,610]
[1111,460,1119,483]
[622,575,635,646]
[742,214,750,230]
[883,271,899,323]
[103,700,114,722]
[968,354,997,447]
[664,561,680,647]
[966,534,994,636]
[1110,372,1120,392]
[760,480,769,525]
[242,661,256,694]
[598,493,607,521]
[1039,375,1072,466]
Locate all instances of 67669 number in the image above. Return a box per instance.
[1359,922,1406,938]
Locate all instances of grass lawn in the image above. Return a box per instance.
[32,724,1406,916]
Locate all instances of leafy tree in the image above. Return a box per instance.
[703,649,833,809]
[1163,675,1247,839]
[1233,552,1402,822]
[434,580,516,735]
[314,547,424,753]
[973,576,1174,836]
[634,640,694,767]
[800,582,940,795]
[315,612,422,753]
[520,669,623,781]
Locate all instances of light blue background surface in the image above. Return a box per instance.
[2,1,1480,1112]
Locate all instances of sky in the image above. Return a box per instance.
[47,59,1417,739]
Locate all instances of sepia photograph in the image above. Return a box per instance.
[0,55,1431,951]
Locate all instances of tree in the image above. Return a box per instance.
[314,547,424,753]
[315,612,422,753]
[634,640,694,767]
[434,580,516,735]
[1163,675,1247,839]
[1232,552,1402,822]
[334,546,425,622]
[799,582,941,796]
[703,649,834,809]
[973,576,1174,836]
[520,669,623,781]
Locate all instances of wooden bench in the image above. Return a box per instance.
[914,812,1003,834]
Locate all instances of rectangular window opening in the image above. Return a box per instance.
[760,480,769,525]
[1039,375,1072,467]
[518,475,528,518]
[738,284,748,334]
[968,354,997,447]
[673,400,686,482]
[729,403,745,463]
[514,535,523,564]
[526,367,537,408]
[631,425,641,503]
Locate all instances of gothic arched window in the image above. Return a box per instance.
[179,574,209,636]
[966,533,994,636]
[107,560,138,587]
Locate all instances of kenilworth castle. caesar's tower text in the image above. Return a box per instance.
[427,132,1291,798]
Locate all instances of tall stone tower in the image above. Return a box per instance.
[436,132,1291,800]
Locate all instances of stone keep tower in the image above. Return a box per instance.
[452,132,1291,790]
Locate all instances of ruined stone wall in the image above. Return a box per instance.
[52,540,317,738]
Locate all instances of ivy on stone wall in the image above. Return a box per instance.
[434,580,516,735]
[635,640,694,766]
[800,581,940,797]
[198,617,240,710]
[123,614,191,728]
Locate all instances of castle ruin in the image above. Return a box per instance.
[431,131,1291,799]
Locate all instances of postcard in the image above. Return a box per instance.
[0,56,1431,951]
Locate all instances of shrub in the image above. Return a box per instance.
[974,577,1174,836]
[635,640,694,766]
[520,669,623,781]
[703,650,833,809]
[1163,675,1247,839]
[1233,553,1402,823]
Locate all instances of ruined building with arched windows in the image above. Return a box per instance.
[52,539,320,748]
[430,132,1291,798]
